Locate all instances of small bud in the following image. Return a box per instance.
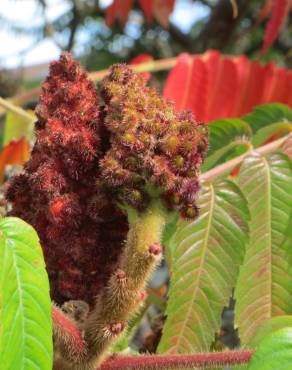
[173,155,185,168]
[161,135,179,153]
[186,170,197,178]
[181,140,194,154]
[180,204,199,220]
[165,191,180,207]
[180,122,193,134]
[197,139,207,152]
[116,270,127,284]
[109,322,124,335]
[121,133,136,145]
[148,243,162,256]
[140,290,147,301]
[125,156,139,169]
[111,65,127,82]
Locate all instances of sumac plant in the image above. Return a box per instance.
[0,53,292,370]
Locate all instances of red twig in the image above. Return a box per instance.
[100,351,255,369]
[52,305,86,355]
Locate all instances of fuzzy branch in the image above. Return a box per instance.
[100,351,255,369]
[52,304,86,357]
[0,96,34,122]
[201,135,290,182]
[54,202,166,370]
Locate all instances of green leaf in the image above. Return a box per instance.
[158,180,249,353]
[250,316,292,348]
[235,153,292,345]
[202,118,252,171]
[252,122,292,148]
[0,113,5,149]
[243,104,292,147]
[3,111,35,147]
[247,328,292,370]
[0,217,53,370]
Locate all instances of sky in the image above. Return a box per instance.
[0,0,208,69]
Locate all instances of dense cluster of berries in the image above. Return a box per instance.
[6,53,207,306]
[6,53,128,306]
[100,64,208,218]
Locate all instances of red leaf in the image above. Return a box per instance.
[129,54,153,81]
[105,1,117,27]
[261,0,291,55]
[139,0,154,22]
[204,50,221,85]
[205,52,238,121]
[107,0,175,26]
[232,57,267,116]
[164,51,292,122]
[287,71,292,106]
[105,0,133,27]
[262,66,292,104]
[153,0,175,28]
[258,0,274,22]
[163,53,208,121]
[0,138,30,182]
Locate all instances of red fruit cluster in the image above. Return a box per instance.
[6,53,128,306]
[99,64,208,218]
[6,54,207,306]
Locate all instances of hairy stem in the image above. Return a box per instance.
[100,351,255,369]
[54,202,166,370]
[201,134,290,182]
[52,304,86,356]
[52,305,255,370]
[0,96,34,122]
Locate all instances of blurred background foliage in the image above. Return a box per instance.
[0,0,291,97]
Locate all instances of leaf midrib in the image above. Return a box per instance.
[173,184,215,351]
[4,238,25,370]
[261,156,272,320]
[237,155,273,343]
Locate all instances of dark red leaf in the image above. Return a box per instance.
[139,0,154,22]
[105,0,133,27]
[153,0,175,28]
[258,0,274,22]
[105,1,117,27]
[261,0,291,55]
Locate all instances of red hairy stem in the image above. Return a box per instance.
[52,304,86,356]
[51,303,254,370]
[100,351,255,370]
